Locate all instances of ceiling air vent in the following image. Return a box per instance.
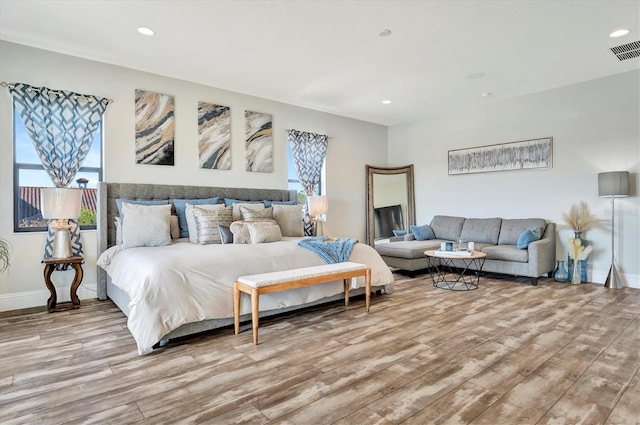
[610,40,640,61]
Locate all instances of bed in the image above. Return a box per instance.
[96,182,394,354]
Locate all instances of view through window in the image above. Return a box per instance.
[13,110,102,232]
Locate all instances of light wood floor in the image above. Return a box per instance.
[1,273,639,425]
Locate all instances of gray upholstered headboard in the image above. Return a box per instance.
[96,182,297,300]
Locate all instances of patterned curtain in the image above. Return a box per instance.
[287,129,329,236]
[8,83,109,257]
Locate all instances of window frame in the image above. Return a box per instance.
[12,109,103,233]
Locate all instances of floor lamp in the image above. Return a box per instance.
[598,171,630,289]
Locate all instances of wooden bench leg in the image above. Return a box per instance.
[233,282,240,335]
[343,278,350,306]
[251,288,259,345]
[365,268,371,313]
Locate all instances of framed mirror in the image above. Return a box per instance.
[366,164,416,246]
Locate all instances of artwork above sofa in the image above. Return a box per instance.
[375,215,556,285]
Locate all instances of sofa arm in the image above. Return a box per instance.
[527,222,556,277]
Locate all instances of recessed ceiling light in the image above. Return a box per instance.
[609,29,630,38]
[137,27,156,36]
[466,72,485,79]
[481,92,492,97]
[379,29,392,37]
[382,100,392,104]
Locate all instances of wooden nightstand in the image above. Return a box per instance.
[42,256,84,312]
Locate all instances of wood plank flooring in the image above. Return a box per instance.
[0,273,638,424]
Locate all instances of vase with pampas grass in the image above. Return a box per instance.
[568,238,593,284]
[562,202,598,283]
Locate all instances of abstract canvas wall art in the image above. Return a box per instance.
[245,110,273,173]
[448,137,552,175]
[198,102,231,170]
[134,90,175,165]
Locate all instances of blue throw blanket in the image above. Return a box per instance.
[298,237,358,264]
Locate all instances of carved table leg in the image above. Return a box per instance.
[43,264,57,312]
[70,263,83,308]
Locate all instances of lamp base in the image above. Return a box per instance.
[51,229,73,259]
[603,263,624,289]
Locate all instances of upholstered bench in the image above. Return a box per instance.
[233,262,371,345]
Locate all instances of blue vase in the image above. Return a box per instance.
[553,260,569,282]
[567,232,589,283]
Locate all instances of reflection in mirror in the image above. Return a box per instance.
[366,165,415,246]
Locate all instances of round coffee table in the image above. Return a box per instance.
[424,250,487,291]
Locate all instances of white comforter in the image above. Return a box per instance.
[97,237,394,354]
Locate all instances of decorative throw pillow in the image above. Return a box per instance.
[392,229,407,237]
[190,205,233,245]
[116,215,179,244]
[273,204,304,237]
[173,197,219,238]
[230,202,265,221]
[121,203,172,249]
[248,223,283,244]
[219,225,233,244]
[410,224,435,241]
[263,200,297,208]
[224,198,263,207]
[516,227,542,249]
[230,220,277,244]
[185,203,229,243]
[240,205,274,221]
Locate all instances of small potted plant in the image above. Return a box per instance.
[0,238,10,273]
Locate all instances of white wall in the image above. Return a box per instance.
[0,41,388,311]
[388,70,640,288]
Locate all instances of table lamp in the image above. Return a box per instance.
[598,171,630,289]
[41,188,82,258]
[308,195,328,236]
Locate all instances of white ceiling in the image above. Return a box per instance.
[1,0,638,126]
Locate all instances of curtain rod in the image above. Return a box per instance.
[0,82,113,104]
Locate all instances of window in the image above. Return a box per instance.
[287,144,325,204]
[13,109,102,232]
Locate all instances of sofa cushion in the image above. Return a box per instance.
[430,215,465,241]
[498,219,547,245]
[517,227,542,249]
[375,240,442,259]
[481,245,529,263]
[460,218,502,245]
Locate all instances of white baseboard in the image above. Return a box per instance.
[590,269,639,289]
[0,283,98,312]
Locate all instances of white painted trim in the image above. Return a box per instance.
[0,283,98,312]
[591,269,639,289]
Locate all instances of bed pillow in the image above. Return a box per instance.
[121,203,172,249]
[240,205,274,221]
[248,223,283,244]
[230,220,277,244]
[116,199,169,219]
[263,200,297,208]
[273,204,304,237]
[219,225,233,244]
[190,205,233,245]
[173,197,219,238]
[185,203,229,243]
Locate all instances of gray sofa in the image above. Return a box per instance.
[374,215,556,285]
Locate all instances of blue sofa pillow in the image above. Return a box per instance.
[516,227,542,249]
[173,197,219,238]
[410,224,435,241]
[392,229,407,237]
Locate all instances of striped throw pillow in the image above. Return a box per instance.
[230,220,277,244]
[240,205,274,221]
[191,205,233,244]
[248,223,283,244]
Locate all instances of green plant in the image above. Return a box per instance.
[0,238,10,273]
[78,207,97,226]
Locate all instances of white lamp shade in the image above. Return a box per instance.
[41,188,82,219]
[598,171,630,197]
[308,195,328,217]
